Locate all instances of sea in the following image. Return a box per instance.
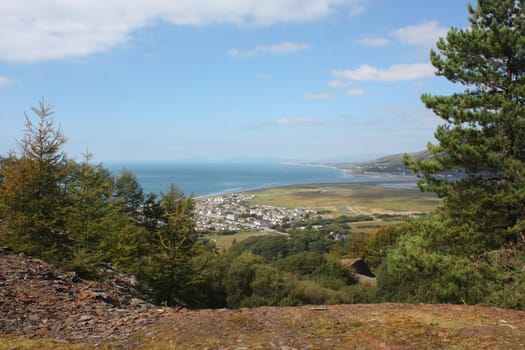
[105,162,394,197]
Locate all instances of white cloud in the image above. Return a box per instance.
[347,3,366,17]
[333,63,434,81]
[302,92,335,100]
[356,37,389,47]
[355,20,446,50]
[390,20,448,47]
[254,117,319,129]
[346,87,365,96]
[257,73,271,80]
[229,42,311,57]
[0,76,13,86]
[0,0,365,62]
[327,79,350,88]
[274,117,315,126]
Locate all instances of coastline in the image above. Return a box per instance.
[199,165,419,199]
[287,161,417,180]
[109,161,416,198]
[197,177,420,200]
[198,167,414,199]
[281,161,341,171]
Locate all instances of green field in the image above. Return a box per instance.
[247,181,439,216]
[244,181,440,234]
[207,230,276,251]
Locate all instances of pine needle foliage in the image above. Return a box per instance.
[404,0,525,247]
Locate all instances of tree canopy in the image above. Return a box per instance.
[0,101,70,262]
[380,0,525,309]
[405,0,525,247]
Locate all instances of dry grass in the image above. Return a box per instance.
[0,336,102,349]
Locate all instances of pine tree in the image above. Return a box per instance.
[114,169,145,222]
[64,153,136,276]
[405,0,525,247]
[138,184,204,306]
[0,101,70,262]
[381,0,525,309]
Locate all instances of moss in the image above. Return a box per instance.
[0,336,101,350]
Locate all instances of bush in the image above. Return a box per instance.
[275,251,325,276]
[363,222,415,270]
[229,235,289,261]
[375,215,525,309]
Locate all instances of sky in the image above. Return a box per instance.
[0,0,472,163]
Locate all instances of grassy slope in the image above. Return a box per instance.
[337,149,432,175]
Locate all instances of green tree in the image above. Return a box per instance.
[379,1,525,309]
[244,264,289,307]
[138,184,204,306]
[187,253,232,308]
[111,169,155,273]
[363,222,414,270]
[223,251,264,308]
[230,234,289,261]
[0,101,70,263]
[375,226,485,304]
[64,154,136,277]
[114,168,145,222]
[405,0,525,247]
[275,251,326,277]
[375,213,525,308]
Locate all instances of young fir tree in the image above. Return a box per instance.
[114,169,145,222]
[405,0,525,248]
[64,153,137,277]
[0,101,70,262]
[138,184,204,306]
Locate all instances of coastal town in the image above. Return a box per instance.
[195,192,317,232]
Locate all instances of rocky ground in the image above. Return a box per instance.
[1,251,525,349]
[0,249,171,348]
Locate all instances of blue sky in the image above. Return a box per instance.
[0,0,471,162]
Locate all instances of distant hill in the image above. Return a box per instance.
[332,150,431,176]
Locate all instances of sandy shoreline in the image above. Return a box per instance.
[286,161,417,180]
[194,162,418,199]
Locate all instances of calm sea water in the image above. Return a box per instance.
[105,162,389,197]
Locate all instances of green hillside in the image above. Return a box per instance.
[333,150,431,176]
